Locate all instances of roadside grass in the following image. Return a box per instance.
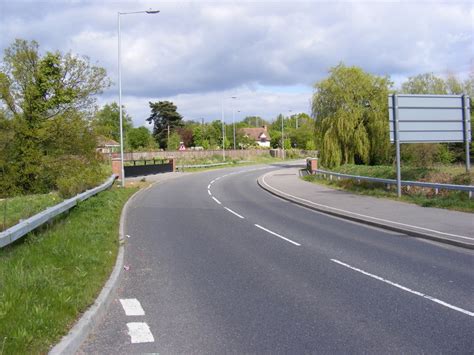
[0,185,138,354]
[1,164,113,232]
[0,193,63,232]
[303,164,474,213]
[178,155,288,172]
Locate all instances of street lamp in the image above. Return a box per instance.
[281,113,285,159]
[221,99,225,161]
[118,9,159,187]
[231,96,237,150]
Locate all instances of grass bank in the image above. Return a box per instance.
[0,185,138,354]
[303,164,474,213]
[0,193,63,232]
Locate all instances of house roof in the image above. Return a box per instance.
[97,135,120,147]
[240,127,271,141]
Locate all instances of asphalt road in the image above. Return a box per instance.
[81,165,474,354]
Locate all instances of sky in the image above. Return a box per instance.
[0,0,472,127]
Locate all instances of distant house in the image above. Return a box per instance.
[96,136,120,154]
[240,125,271,148]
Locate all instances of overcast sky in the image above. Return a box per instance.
[0,0,472,127]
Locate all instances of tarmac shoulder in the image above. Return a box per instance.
[257,168,474,250]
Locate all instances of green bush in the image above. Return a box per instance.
[55,159,108,198]
[436,145,455,164]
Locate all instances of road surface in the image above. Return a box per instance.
[81,165,474,353]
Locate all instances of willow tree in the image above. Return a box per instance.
[312,64,391,168]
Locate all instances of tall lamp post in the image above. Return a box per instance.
[118,9,159,187]
[281,113,285,159]
[231,96,237,150]
[221,99,225,161]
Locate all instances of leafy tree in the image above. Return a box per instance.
[0,39,110,120]
[0,110,13,196]
[312,63,391,168]
[127,126,152,150]
[305,139,316,151]
[167,132,181,150]
[287,113,315,148]
[400,73,447,94]
[242,116,268,128]
[146,101,183,149]
[93,102,133,142]
[176,126,193,147]
[0,39,110,195]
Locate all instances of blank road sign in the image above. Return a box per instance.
[388,94,471,143]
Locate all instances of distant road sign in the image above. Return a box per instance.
[388,94,471,197]
[388,94,471,143]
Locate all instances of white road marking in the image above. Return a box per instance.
[331,259,474,317]
[126,322,155,343]
[254,224,301,246]
[208,190,212,196]
[224,207,244,219]
[261,173,474,241]
[120,298,145,316]
[210,179,215,184]
[212,197,222,205]
[208,184,211,189]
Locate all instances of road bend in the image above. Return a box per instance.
[81,164,474,354]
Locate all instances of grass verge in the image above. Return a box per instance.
[0,184,138,354]
[0,193,63,232]
[303,164,474,213]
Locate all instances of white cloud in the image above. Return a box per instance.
[1,0,472,124]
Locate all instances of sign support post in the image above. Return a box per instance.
[462,94,471,172]
[392,94,402,197]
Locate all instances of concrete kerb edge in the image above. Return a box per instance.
[257,175,474,251]
[48,183,151,355]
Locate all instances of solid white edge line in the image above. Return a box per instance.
[212,196,222,205]
[261,172,474,241]
[208,190,211,196]
[119,298,145,316]
[224,207,244,219]
[330,259,474,317]
[254,224,301,246]
[126,322,155,343]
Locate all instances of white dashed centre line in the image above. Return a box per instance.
[224,207,244,219]
[208,190,212,196]
[254,224,301,246]
[212,196,222,205]
[120,298,145,316]
[331,259,474,317]
[207,184,211,189]
[126,322,155,343]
